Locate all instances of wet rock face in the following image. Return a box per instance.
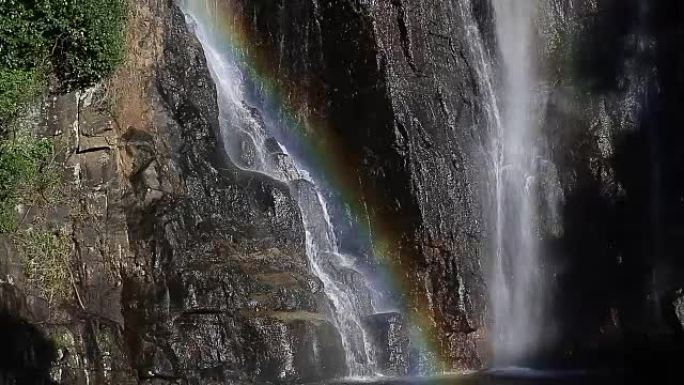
[363,312,409,376]
[118,1,347,384]
[122,0,684,376]
[371,1,490,367]
[218,0,491,369]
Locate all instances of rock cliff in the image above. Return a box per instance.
[208,0,495,370]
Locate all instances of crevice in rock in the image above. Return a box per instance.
[76,146,112,155]
[391,0,418,74]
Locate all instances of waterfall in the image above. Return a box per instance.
[179,0,377,377]
[490,0,545,364]
[460,0,550,365]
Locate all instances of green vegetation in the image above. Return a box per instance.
[15,228,72,304]
[0,0,126,122]
[0,132,59,233]
[0,68,45,122]
[53,0,127,90]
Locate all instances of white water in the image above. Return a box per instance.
[458,0,548,364]
[180,0,377,377]
[490,0,544,363]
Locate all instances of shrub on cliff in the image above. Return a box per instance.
[50,0,127,90]
[0,0,126,122]
[0,68,44,123]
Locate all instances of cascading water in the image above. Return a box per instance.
[179,0,377,377]
[460,0,550,366]
[490,0,545,364]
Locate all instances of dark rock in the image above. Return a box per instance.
[673,290,684,331]
[363,312,409,376]
[0,312,56,385]
[533,0,684,370]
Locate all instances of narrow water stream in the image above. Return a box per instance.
[180,0,378,377]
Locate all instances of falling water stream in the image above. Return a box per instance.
[456,0,547,366]
[490,0,545,364]
[180,0,377,377]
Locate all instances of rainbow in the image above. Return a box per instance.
[181,0,468,375]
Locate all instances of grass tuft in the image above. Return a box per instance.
[0,131,60,233]
[16,228,72,304]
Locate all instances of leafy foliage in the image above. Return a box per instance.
[50,0,127,90]
[0,0,51,70]
[0,0,126,122]
[0,68,44,123]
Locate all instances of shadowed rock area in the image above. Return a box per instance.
[531,0,684,377]
[0,312,56,385]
